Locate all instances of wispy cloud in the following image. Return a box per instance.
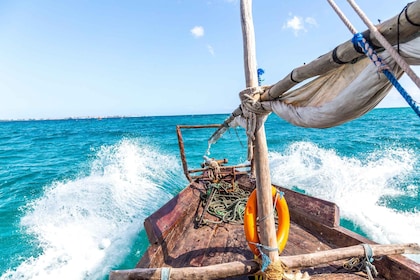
[190,26,214,56]
[283,14,318,36]
[190,26,204,38]
[305,17,318,27]
[207,44,215,56]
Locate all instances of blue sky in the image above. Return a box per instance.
[0,0,418,120]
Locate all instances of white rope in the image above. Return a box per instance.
[239,86,270,161]
[345,0,420,89]
[327,0,358,34]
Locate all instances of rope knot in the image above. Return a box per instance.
[352,33,387,72]
[203,156,221,181]
[239,86,271,115]
[343,244,378,280]
[254,257,310,280]
[239,86,271,161]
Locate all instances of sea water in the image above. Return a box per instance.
[0,108,418,279]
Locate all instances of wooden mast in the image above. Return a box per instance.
[209,1,420,144]
[240,0,279,263]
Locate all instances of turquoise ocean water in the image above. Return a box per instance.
[0,108,419,279]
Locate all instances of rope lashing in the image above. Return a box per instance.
[203,156,222,181]
[343,243,378,280]
[248,243,277,272]
[254,257,306,280]
[258,190,283,223]
[362,243,374,263]
[239,86,271,161]
[352,33,420,118]
[397,3,420,54]
[351,34,389,71]
[346,0,420,89]
[257,68,265,86]
[249,242,280,254]
[362,243,378,280]
[260,250,271,272]
[160,267,171,280]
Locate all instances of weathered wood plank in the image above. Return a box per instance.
[277,186,339,227]
[143,182,202,245]
[376,254,420,280]
[110,243,419,280]
[137,177,420,280]
[283,243,420,268]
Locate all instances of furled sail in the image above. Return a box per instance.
[230,37,420,129]
[209,1,420,145]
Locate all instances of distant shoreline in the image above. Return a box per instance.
[0,106,411,122]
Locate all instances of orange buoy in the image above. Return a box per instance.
[244,186,290,256]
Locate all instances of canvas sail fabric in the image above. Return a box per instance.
[230,36,420,129]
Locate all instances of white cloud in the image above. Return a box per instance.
[284,15,305,36]
[191,26,204,38]
[283,14,318,36]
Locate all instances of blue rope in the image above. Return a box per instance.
[382,70,420,117]
[361,244,378,279]
[257,68,265,86]
[260,250,271,272]
[352,33,420,118]
[362,244,374,263]
[160,267,171,280]
[250,242,277,272]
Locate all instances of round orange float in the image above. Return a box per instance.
[244,186,290,256]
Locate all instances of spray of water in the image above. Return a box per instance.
[269,142,420,262]
[1,138,182,280]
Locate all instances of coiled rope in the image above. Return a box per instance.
[197,181,250,225]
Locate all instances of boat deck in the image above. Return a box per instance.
[137,173,419,279]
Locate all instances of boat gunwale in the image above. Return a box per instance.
[138,174,420,279]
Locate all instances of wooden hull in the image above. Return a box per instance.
[108,126,420,280]
[130,173,420,279]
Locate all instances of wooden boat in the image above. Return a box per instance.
[110,124,420,280]
[110,1,420,279]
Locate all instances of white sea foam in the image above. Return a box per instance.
[269,141,420,263]
[1,139,181,280]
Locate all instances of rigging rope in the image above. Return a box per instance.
[327,0,420,118]
[346,0,420,89]
[352,34,420,117]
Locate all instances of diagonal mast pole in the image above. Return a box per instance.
[240,0,279,263]
[209,1,420,144]
[346,0,420,89]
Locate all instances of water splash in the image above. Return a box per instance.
[269,141,420,262]
[1,138,182,280]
